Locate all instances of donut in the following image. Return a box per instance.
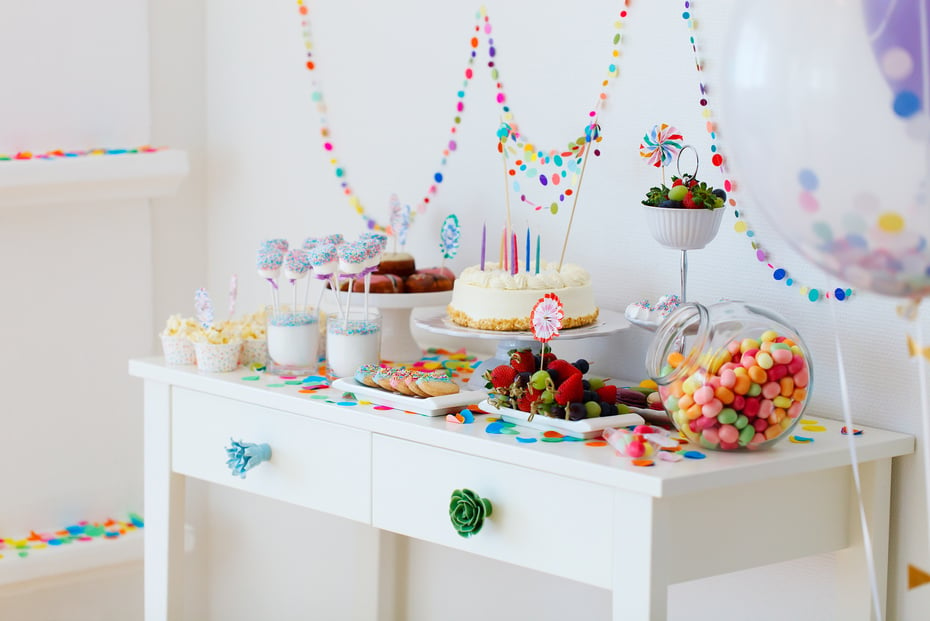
[417,371,460,397]
[354,363,381,388]
[376,252,416,279]
[405,271,453,293]
[334,274,405,293]
[419,266,456,281]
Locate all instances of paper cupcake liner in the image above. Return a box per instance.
[240,338,269,367]
[161,334,196,365]
[193,340,242,373]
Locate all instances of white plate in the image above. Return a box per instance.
[414,308,632,341]
[331,377,487,417]
[478,400,644,439]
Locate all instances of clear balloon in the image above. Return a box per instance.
[721,0,930,298]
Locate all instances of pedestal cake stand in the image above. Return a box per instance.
[415,308,632,390]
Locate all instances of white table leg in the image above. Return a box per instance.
[612,491,668,621]
[835,458,893,621]
[353,526,399,621]
[143,381,187,621]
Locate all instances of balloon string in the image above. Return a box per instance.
[830,301,883,621]
[915,305,930,566]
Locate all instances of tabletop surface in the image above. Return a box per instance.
[130,357,915,498]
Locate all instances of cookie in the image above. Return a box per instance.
[417,371,460,397]
[354,363,382,388]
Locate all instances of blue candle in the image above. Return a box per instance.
[525,228,530,273]
[535,234,540,274]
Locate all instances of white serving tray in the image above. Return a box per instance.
[331,377,487,416]
[478,400,645,439]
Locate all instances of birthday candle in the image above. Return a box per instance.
[535,234,540,275]
[500,228,506,270]
[525,228,530,273]
[511,233,518,275]
[480,223,486,271]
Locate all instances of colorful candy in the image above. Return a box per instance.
[658,329,810,450]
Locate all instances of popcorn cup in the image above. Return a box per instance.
[160,334,196,365]
[240,338,269,368]
[642,205,725,250]
[325,310,381,379]
[193,340,242,373]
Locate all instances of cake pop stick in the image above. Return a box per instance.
[256,249,284,312]
[308,243,343,319]
[338,241,368,328]
[284,248,311,310]
[359,233,387,317]
[228,274,238,320]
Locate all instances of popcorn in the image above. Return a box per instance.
[162,314,199,338]
[237,308,269,340]
[189,320,240,345]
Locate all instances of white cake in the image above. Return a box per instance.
[447,261,599,331]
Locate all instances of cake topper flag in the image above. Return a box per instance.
[640,123,683,186]
[388,194,411,253]
[439,214,461,266]
[194,288,215,329]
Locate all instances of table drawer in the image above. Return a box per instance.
[372,435,612,588]
[171,387,371,523]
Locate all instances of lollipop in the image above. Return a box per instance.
[194,287,214,329]
[228,274,238,320]
[388,194,411,253]
[439,214,461,268]
[640,123,683,186]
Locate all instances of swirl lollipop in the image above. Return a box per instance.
[639,123,684,185]
[439,214,461,269]
[194,287,215,330]
[388,194,411,253]
[228,274,238,320]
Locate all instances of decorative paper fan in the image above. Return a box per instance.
[530,293,564,343]
[639,123,683,168]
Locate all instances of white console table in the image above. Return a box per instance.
[130,357,914,621]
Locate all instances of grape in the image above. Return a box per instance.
[668,185,689,201]
[550,404,566,419]
[568,403,587,421]
[588,377,605,390]
[573,359,590,374]
[530,370,550,390]
[540,390,554,404]
[584,401,602,418]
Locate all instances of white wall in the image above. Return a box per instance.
[0,0,153,617]
[191,1,930,619]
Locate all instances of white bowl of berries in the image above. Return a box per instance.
[642,176,726,250]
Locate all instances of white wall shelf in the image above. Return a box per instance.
[0,148,189,207]
[0,529,144,587]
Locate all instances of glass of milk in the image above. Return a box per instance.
[266,305,321,376]
[325,309,382,378]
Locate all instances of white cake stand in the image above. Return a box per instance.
[330,290,452,363]
[414,308,632,389]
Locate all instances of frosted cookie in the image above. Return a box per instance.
[417,371,460,397]
[354,363,382,388]
[390,369,417,396]
[405,371,431,397]
[373,367,397,391]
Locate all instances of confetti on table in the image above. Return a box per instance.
[658,451,683,462]
[516,437,537,443]
[241,375,261,381]
[632,459,655,467]
[790,435,815,444]
[801,425,827,432]
[841,426,863,435]
[681,450,706,460]
[585,440,608,447]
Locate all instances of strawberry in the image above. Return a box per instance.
[671,178,684,187]
[516,386,542,412]
[681,191,698,209]
[688,178,699,188]
[554,373,583,406]
[595,384,618,404]
[547,359,582,384]
[485,364,516,390]
[510,349,536,374]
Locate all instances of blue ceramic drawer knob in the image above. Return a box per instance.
[225,438,272,479]
[449,488,492,538]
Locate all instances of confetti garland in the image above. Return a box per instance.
[297,2,631,230]
[681,2,853,303]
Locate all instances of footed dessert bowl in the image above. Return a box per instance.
[642,204,724,250]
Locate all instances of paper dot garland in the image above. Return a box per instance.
[297,2,630,229]
[681,2,852,303]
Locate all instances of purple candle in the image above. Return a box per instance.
[535,234,540,275]
[480,222,486,271]
[525,228,530,273]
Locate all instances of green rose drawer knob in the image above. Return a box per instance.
[449,488,493,538]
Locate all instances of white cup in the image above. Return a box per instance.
[325,309,382,378]
[266,305,320,375]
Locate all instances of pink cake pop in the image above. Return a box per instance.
[261,238,289,253]
[285,249,312,310]
[308,243,343,318]
[338,241,369,326]
[302,236,324,252]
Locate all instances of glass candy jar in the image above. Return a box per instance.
[645,301,812,451]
